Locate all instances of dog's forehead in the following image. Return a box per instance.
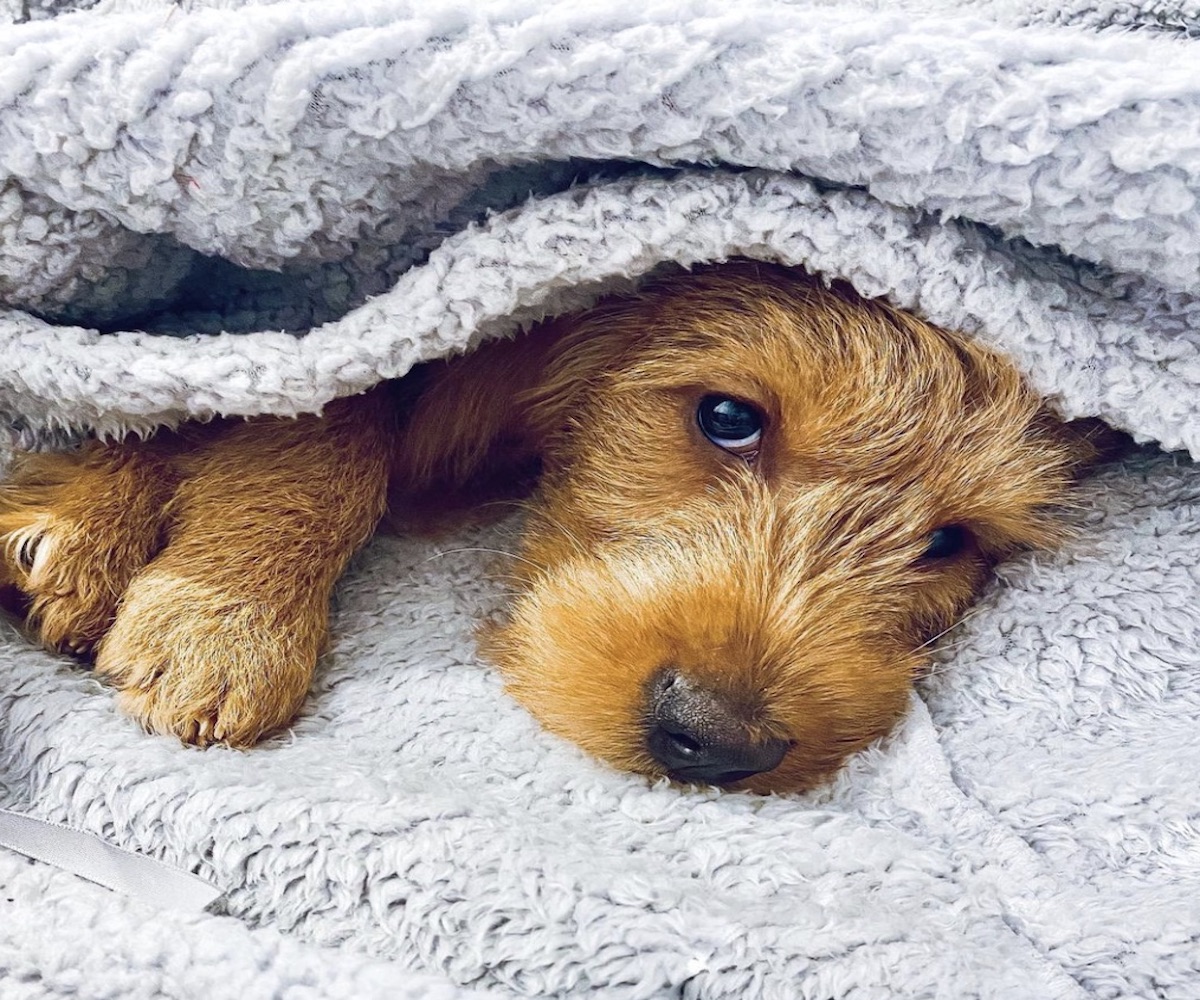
[615,287,1052,495]
[629,292,997,423]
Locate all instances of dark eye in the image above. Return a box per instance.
[697,396,763,454]
[922,525,970,561]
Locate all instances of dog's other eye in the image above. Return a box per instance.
[697,395,763,455]
[921,524,970,561]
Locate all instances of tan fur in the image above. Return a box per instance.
[0,263,1114,790]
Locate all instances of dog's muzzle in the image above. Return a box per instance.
[645,669,788,786]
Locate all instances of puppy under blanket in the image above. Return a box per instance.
[1,1,1199,997]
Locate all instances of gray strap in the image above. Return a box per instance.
[0,807,223,912]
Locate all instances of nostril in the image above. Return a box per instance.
[647,721,704,771]
[659,725,702,758]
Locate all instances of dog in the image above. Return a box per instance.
[0,262,1114,793]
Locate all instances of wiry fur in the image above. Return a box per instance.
[0,263,1112,792]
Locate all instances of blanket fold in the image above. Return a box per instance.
[1,1,1198,997]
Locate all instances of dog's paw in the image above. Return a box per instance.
[94,569,324,747]
[1,447,174,654]
[0,506,128,654]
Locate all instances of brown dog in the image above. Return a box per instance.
[0,263,1111,792]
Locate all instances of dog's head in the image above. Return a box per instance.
[481,262,1112,793]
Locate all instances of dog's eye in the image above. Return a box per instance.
[697,396,763,454]
[922,525,970,561]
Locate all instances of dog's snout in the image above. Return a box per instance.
[646,670,788,785]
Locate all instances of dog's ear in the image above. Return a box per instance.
[514,308,646,445]
[389,305,642,519]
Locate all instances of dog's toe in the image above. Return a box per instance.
[0,512,124,652]
[96,568,322,748]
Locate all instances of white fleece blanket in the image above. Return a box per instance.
[1,1,1199,997]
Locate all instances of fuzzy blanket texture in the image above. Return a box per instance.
[1,0,1199,997]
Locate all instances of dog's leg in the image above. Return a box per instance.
[0,441,181,653]
[94,389,395,746]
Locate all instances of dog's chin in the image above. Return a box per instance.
[484,624,896,795]
[476,558,914,796]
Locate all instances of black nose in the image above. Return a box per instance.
[645,670,788,786]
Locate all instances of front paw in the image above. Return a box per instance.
[95,569,326,747]
[1,508,126,654]
[1,447,172,654]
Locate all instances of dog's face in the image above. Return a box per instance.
[482,264,1103,793]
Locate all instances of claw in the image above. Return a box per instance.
[5,519,47,575]
[15,533,38,572]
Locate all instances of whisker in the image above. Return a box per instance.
[475,498,535,515]
[514,507,591,560]
[910,606,986,655]
[920,639,974,674]
[469,497,591,560]
[422,546,545,574]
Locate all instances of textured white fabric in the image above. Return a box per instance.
[0,1,1198,997]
